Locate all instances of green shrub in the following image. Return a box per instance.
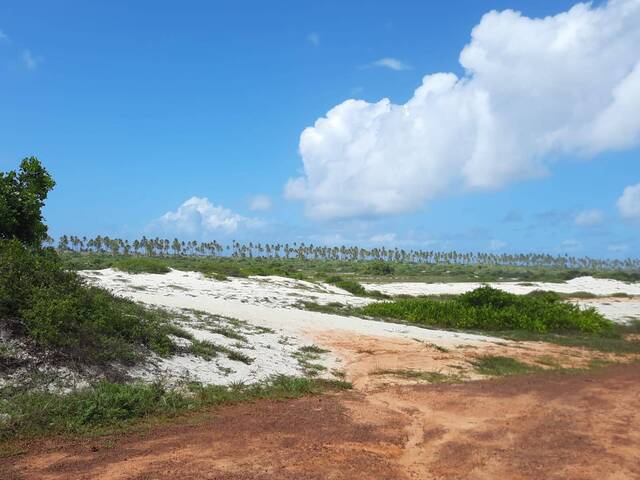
[363,261,394,276]
[360,286,613,335]
[114,257,170,274]
[325,275,367,296]
[0,239,71,317]
[0,239,183,364]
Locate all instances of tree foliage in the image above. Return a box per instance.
[0,157,55,246]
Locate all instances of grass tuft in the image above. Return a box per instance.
[372,369,460,383]
[471,355,541,376]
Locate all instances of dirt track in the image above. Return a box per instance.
[4,362,640,480]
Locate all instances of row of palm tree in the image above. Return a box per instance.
[48,235,640,271]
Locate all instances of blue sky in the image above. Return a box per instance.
[1,0,639,258]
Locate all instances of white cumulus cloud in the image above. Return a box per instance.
[287,0,640,220]
[574,209,605,226]
[249,194,272,211]
[156,197,261,234]
[617,182,640,220]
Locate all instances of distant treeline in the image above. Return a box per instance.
[49,235,640,272]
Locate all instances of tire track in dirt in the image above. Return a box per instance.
[3,342,640,479]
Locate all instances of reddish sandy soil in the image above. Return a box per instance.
[3,360,640,480]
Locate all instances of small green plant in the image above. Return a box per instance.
[298,344,330,354]
[372,369,459,383]
[471,356,540,376]
[0,375,351,441]
[292,346,328,376]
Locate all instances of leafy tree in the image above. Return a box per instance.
[0,157,55,246]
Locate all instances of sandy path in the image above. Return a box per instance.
[5,363,640,479]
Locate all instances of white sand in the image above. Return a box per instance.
[77,270,638,386]
[79,269,504,386]
[363,276,640,297]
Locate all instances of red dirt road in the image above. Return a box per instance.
[3,363,640,480]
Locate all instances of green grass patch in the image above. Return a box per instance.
[298,344,330,354]
[185,339,253,364]
[58,252,640,285]
[292,346,329,376]
[471,355,541,376]
[494,328,640,354]
[360,286,613,335]
[0,376,351,441]
[324,276,390,299]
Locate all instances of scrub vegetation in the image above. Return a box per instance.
[360,287,613,334]
[2,157,639,446]
[0,158,351,443]
[0,376,351,441]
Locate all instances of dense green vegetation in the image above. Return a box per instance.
[0,159,186,365]
[0,239,186,364]
[0,157,55,247]
[360,287,613,334]
[53,235,640,275]
[0,376,351,441]
[58,252,640,285]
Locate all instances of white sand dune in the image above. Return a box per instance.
[78,269,505,385]
[363,276,640,297]
[76,270,638,386]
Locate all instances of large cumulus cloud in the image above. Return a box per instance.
[286,0,640,220]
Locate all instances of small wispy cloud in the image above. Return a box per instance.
[307,32,320,46]
[0,29,7,41]
[369,233,396,244]
[501,210,522,223]
[608,243,629,253]
[22,50,41,70]
[368,57,410,71]
[489,239,507,250]
[574,209,604,227]
[249,194,272,212]
[560,239,582,252]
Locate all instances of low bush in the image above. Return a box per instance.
[0,239,184,364]
[114,257,170,274]
[325,275,367,296]
[360,286,613,335]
